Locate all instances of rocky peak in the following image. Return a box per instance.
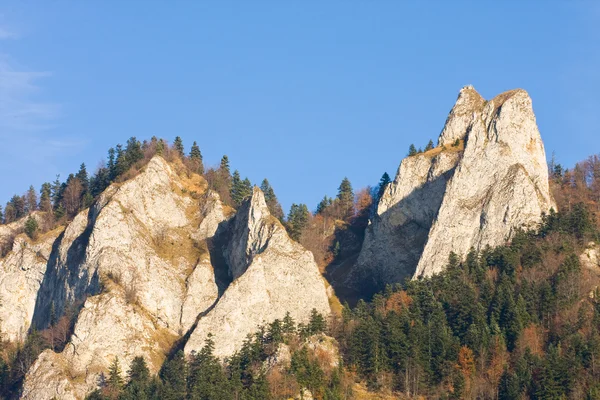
[185,187,330,359]
[354,86,555,289]
[438,84,486,147]
[224,187,278,280]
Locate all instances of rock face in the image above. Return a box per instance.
[15,156,330,399]
[355,86,555,286]
[22,157,221,400]
[0,224,60,342]
[185,187,331,359]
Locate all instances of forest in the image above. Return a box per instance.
[0,136,599,399]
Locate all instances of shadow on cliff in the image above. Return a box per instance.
[31,209,97,332]
[167,217,233,360]
[325,168,455,306]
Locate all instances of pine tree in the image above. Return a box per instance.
[39,182,52,212]
[173,136,184,158]
[25,185,38,213]
[122,356,150,400]
[125,137,143,166]
[107,147,116,181]
[260,179,284,221]
[283,311,296,334]
[230,170,245,207]
[24,216,38,239]
[76,163,89,193]
[189,141,204,174]
[408,144,417,156]
[316,196,332,215]
[308,309,326,335]
[51,175,62,210]
[107,356,124,392]
[337,177,354,220]
[287,204,309,242]
[425,139,434,152]
[159,351,187,400]
[376,172,391,203]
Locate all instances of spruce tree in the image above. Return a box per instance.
[287,204,309,242]
[24,216,38,239]
[189,141,204,174]
[408,144,417,156]
[230,170,244,207]
[26,185,38,213]
[107,356,124,392]
[425,139,434,151]
[76,163,89,195]
[159,350,187,400]
[122,356,150,400]
[376,172,391,202]
[51,175,62,210]
[39,182,53,212]
[316,196,332,215]
[107,147,116,180]
[337,177,354,220]
[173,136,185,158]
[125,137,143,166]
[260,179,284,220]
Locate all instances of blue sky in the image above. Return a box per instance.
[0,2,598,212]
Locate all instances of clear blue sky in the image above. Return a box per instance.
[1,2,598,212]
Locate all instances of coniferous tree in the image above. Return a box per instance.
[76,163,89,195]
[287,203,309,242]
[122,356,150,400]
[260,179,284,221]
[173,136,184,158]
[230,170,246,207]
[189,141,204,174]
[408,144,417,156]
[107,356,124,394]
[159,351,187,400]
[125,137,143,166]
[24,216,38,239]
[107,148,116,181]
[425,139,434,152]
[337,177,354,220]
[376,172,391,203]
[308,309,326,335]
[316,196,332,215]
[51,175,62,210]
[0,205,3,224]
[39,182,52,212]
[25,185,38,213]
[9,194,25,220]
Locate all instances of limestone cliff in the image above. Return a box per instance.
[13,157,330,399]
[184,187,331,359]
[355,86,555,286]
[21,157,221,399]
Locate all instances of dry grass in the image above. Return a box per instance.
[419,140,465,158]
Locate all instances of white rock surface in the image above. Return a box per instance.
[23,156,220,399]
[356,86,555,284]
[184,188,331,359]
[581,242,600,270]
[0,229,59,341]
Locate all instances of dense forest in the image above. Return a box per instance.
[1,137,600,399]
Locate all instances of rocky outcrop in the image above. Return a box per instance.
[355,86,555,286]
[20,157,330,399]
[184,187,331,359]
[0,226,60,342]
[22,157,221,399]
[581,243,600,270]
